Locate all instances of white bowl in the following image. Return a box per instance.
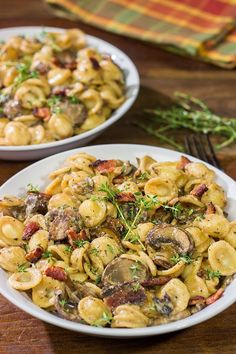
[0,144,236,338]
[0,27,139,161]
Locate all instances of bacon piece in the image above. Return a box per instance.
[115,192,136,203]
[113,176,125,184]
[33,107,51,121]
[25,247,43,263]
[205,202,216,215]
[188,296,206,306]
[45,266,67,281]
[206,288,224,305]
[141,276,171,287]
[51,86,67,96]
[103,282,146,310]
[22,221,41,241]
[34,62,50,75]
[67,228,88,248]
[91,159,117,174]
[168,197,179,206]
[190,184,208,198]
[176,156,191,170]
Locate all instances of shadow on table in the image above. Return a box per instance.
[43,322,180,354]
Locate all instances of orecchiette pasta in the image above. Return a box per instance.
[0,153,235,329]
[0,29,125,146]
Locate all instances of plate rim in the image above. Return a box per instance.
[0,143,235,338]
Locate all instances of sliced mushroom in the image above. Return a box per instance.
[3,99,23,119]
[54,290,81,322]
[46,207,83,241]
[146,225,194,268]
[25,192,51,217]
[102,257,149,286]
[57,99,87,126]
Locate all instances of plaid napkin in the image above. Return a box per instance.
[45,0,236,68]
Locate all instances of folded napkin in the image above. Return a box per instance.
[45,0,236,68]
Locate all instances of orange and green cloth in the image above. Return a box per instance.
[45,0,236,68]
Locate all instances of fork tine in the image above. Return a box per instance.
[193,134,209,163]
[204,134,222,170]
[184,133,222,170]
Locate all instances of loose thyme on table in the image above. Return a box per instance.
[134,92,236,151]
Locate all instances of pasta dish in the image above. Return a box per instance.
[0,29,125,146]
[0,152,235,328]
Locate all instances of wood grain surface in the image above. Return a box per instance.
[0,1,236,353]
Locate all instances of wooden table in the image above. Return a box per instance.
[0,1,236,353]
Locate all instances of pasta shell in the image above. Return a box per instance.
[184,274,209,298]
[78,296,111,326]
[0,246,26,272]
[195,214,230,239]
[28,230,49,251]
[0,216,24,246]
[112,305,149,328]
[225,221,236,248]
[208,240,236,275]
[144,177,178,203]
[79,200,107,227]
[159,279,190,314]
[32,275,65,308]
[8,268,42,290]
[90,236,121,266]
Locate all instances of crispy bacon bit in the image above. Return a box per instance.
[205,202,216,215]
[51,86,67,96]
[90,57,100,70]
[206,288,224,305]
[113,176,125,184]
[67,228,88,247]
[188,296,206,306]
[22,221,41,241]
[141,276,171,287]
[45,266,67,281]
[103,282,146,310]
[115,192,136,203]
[168,197,179,206]
[190,184,208,198]
[33,107,51,121]
[176,156,191,170]
[25,247,43,263]
[34,62,50,75]
[91,159,117,174]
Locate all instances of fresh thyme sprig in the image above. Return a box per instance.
[206,269,221,280]
[134,92,236,151]
[14,63,39,85]
[170,254,193,265]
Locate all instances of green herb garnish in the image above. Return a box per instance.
[74,240,89,248]
[135,92,236,151]
[27,183,40,193]
[206,269,221,280]
[65,245,73,253]
[15,63,39,85]
[68,96,80,104]
[93,312,113,327]
[17,263,28,272]
[170,254,193,265]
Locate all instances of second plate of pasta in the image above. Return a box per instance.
[0,27,139,160]
[0,144,236,338]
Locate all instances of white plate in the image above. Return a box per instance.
[0,27,139,160]
[0,144,235,338]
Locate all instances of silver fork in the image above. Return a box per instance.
[184,133,222,170]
